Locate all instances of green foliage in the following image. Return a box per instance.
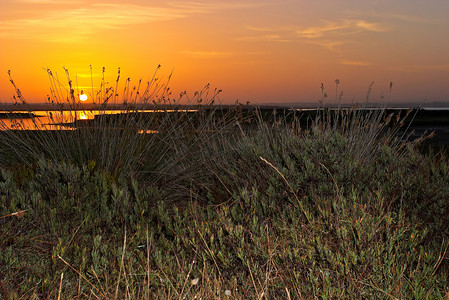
[1,100,449,298]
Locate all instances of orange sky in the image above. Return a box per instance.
[1,0,449,105]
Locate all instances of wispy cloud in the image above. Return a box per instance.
[0,4,180,41]
[388,64,449,72]
[289,19,388,52]
[428,64,449,71]
[296,19,388,39]
[237,25,294,42]
[245,25,280,32]
[239,19,387,49]
[304,40,346,50]
[167,1,265,13]
[236,34,292,43]
[231,60,271,65]
[181,50,268,59]
[340,60,372,66]
[182,51,234,58]
[245,24,295,32]
[0,1,259,42]
[380,13,434,24]
[19,0,74,3]
[345,9,437,24]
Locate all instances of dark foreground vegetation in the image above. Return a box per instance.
[1,104,449,299]
[1,68,449,299]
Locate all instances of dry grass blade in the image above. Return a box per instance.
[178,259,196,299]
[432,240,449,276]
[369,279,399,300]
[91,266,107,298]
[58,255,99,294]
[246,259,260,298]
[57,273,63,300]
[285,287,291,300]
[0,210,26,220]
[115,229,127,300]
[260,156,310,224]
[319,162,341,197]
[197,228,222,278]
[145,225,151,300]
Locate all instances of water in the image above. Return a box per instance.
[0,109,197,130]
[1,106,449,145]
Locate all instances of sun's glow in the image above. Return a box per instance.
[0,1,448,104]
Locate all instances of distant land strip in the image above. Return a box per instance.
[0,101,448,111]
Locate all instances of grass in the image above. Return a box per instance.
[1,69,449,299]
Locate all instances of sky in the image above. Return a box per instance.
[1,0,449,105]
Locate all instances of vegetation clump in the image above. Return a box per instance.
[0,69,448,299]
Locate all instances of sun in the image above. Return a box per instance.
[79,92,88,102]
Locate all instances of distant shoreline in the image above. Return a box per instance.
[263,102,449,109]
[2,103,449,145]
[1,101,449,111]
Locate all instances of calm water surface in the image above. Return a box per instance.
[0,109,196,130]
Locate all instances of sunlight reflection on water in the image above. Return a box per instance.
[0,109,197,130]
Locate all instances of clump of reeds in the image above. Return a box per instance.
[0,67,233,194]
